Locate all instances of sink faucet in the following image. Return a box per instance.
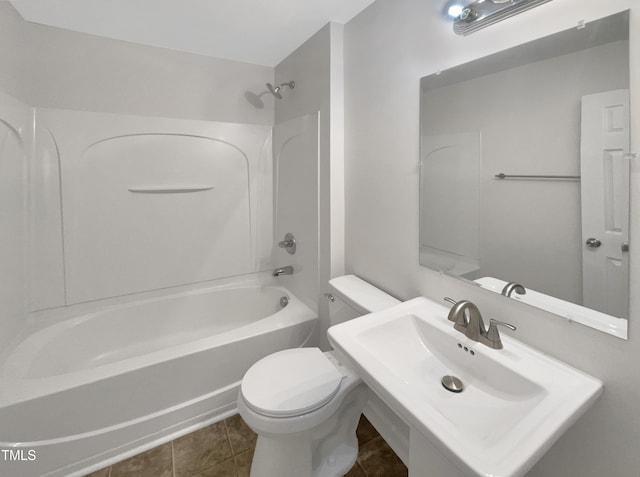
[444,297,517,349]
[447,300,486,341]
[501,282,526,297]
[273,265,293,277]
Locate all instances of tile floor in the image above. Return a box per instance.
[84,414,407,477]
[347,416,408,477]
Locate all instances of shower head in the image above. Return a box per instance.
[245,91,265,109]
[266,81,295,99]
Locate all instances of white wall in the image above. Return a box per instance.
[345,0,640,475]
[274,23,345,346]
[0,2,274,124]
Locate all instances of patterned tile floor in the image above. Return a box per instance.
[85,414,407,477]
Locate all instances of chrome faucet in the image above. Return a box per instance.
[444,297,516,349]
[501,282,526,297]
[272,265,293,277]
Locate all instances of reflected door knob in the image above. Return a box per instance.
[586,237,602,248]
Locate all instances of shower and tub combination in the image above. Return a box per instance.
[0,276,317,477]
[0,77,323,477]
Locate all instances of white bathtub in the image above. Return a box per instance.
[0,279,317,477]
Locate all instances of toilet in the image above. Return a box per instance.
[238,275,399,477]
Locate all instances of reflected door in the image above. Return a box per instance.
[580,89,630,318]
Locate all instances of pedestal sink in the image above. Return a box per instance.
[328,297,603,477]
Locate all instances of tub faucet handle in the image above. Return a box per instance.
[278,233,296,254]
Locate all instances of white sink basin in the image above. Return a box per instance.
[328,297,603,477]
[474,276,627,339]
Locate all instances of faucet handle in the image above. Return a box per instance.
[489,319,516,331]
[443,297,457,305]
[444,297,458,323]
[484,319,517,349]
[278,232,296,254]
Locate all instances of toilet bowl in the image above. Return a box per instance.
[239,348,367,477]
[238,275,399,477]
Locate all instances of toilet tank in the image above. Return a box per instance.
[328,275,400,327]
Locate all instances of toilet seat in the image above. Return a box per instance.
[241,348,344,418]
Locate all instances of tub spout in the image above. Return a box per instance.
[273,266,293,277]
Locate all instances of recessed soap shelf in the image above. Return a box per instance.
[128,185,215,193]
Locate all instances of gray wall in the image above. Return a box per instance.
[0,2,274,124]
[275,24,330,125]
[275,23,345,348]
[345,0,640,475]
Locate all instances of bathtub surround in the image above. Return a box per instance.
[0,0,342,351]
[30,109,272,307]
[0,91,29,352]
[273,114,320,309]
[0,1,281,312]
[344,0,640,475]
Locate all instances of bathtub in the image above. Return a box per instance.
[0,278,317,477]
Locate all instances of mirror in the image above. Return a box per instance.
[419,11,630,339]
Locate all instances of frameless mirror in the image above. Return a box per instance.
[419,11,631,339]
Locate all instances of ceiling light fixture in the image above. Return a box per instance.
[452,0,553,35]
[447,4,464,18]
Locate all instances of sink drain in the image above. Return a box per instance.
[441,375,464,393]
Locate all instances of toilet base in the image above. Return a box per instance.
[245,383,369,477]
[251,433,312,477]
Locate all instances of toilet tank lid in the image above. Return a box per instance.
[328,275,400,314]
